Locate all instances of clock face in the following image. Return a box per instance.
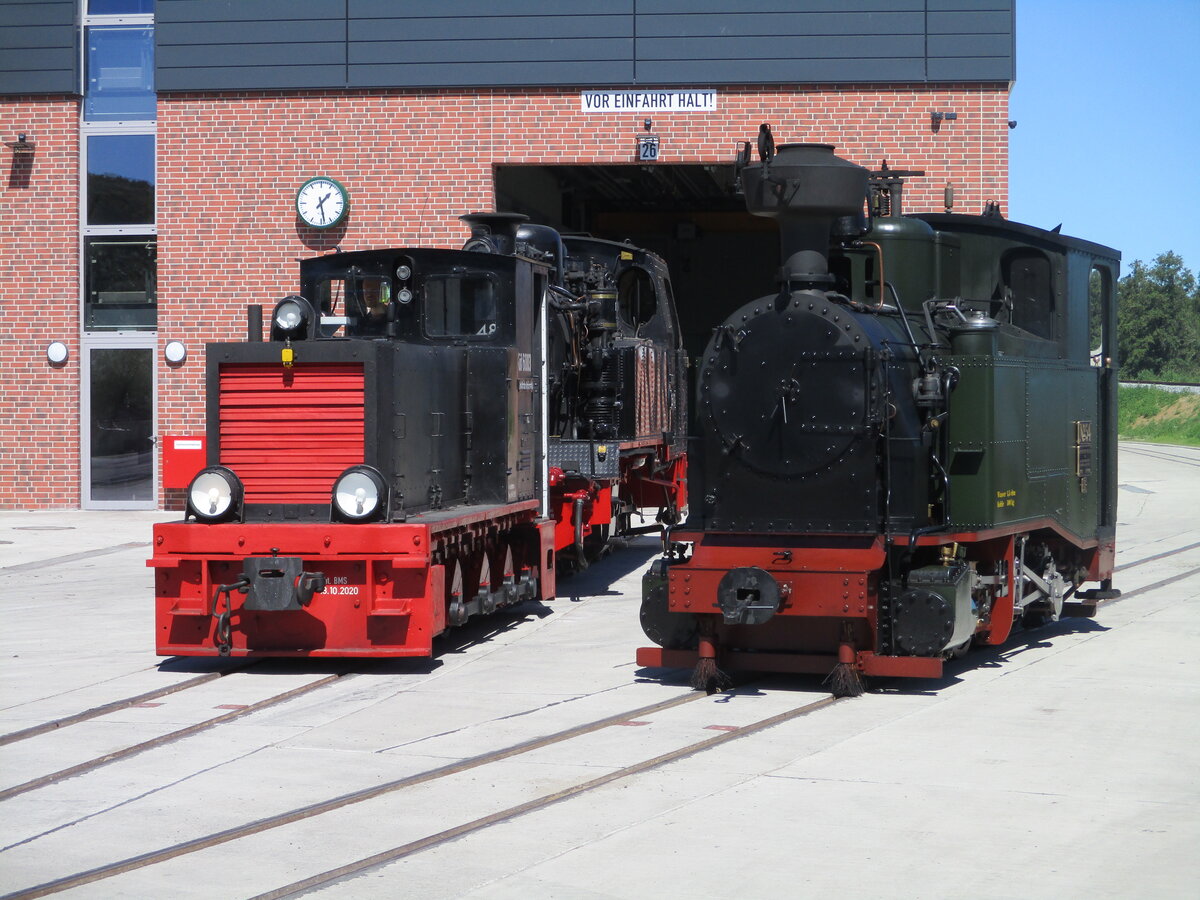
[296,177,348,229]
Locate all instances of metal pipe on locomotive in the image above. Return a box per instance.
[637,128,1121,694]
[152,215,687,657]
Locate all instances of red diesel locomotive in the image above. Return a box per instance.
[152,215,687,657]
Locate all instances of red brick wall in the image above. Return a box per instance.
[0,97,80,509]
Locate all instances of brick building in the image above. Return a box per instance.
[1,1,1014,510]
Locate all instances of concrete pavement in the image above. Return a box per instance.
[1,444,1197,899]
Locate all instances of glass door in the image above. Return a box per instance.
[82,342,155,508]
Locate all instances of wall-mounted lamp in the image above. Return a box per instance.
[164,340,187,364]
[5,133,35,154]
[930,111,958,132]
[644,118,653,131]
[46,341,68,365]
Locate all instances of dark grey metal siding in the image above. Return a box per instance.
[157,0,347,91]
[347,0,634,88]
[155,0,1013,93]
[0,0,78,95]
[926,1,1015,81]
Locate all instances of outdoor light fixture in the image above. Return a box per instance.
[332,465,389,522]
[186,466,244,523]
[164,340,187,364]
[46,341,68,364]
[5,133,35,154]
[930,111,958,132]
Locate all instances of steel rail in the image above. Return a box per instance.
[1115,541,1200,573]
[1101,565,1200,606]
[0,673,345,803]
[0,663,256,747]
[1120,445,1200,468]
[0,541,149,574]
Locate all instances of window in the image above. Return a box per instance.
[1089,264,1113,366]
[425,274,501,338]
[85,237,157,331]
[88,0,154,12]
[1002,248,1055,340]
[618,267,657,329]
[315,277,392,336]
[86,134,154,226]
[85,26,155,122]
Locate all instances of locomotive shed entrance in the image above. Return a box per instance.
[495,164,780,362]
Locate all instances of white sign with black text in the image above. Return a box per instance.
[581,90,717,113]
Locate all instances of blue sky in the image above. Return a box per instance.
[1009,1,1200,274]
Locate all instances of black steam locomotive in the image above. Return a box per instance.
[638,129,1121,694]
[153,214,687,657]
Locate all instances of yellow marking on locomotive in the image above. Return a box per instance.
[995,488,1017,509]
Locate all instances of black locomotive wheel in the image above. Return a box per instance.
[1020,606,1054,629]
[582,511,618,563]
[639,560,699,651]
[445,558,466,627]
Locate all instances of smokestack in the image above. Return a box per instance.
[740,143,868,288]
[459,212,529,255]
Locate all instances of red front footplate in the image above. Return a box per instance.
[152,521,443,658]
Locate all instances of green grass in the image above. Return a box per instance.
[1118,386,1200,446]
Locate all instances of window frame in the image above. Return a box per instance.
[421,270,506,341]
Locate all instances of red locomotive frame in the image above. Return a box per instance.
[636,520,1112,682]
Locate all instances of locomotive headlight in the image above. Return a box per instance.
[397,288,413,304]
[395,264,412,280]
[275,301,303,330]
[332,465,389,522]
[270,295,315,340]
[186,466,243,523]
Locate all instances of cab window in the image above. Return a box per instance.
[1002,248,1055,340]
[618,267,658,331]
[314,276,391,336]
[424,273,500,338]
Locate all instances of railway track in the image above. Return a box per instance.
[0,662,256,748]
[1116,540,1200,573]
[0,670,349,803]
[252,692,839,900]
[1121,443,1200,468]
[3,682,828,899]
